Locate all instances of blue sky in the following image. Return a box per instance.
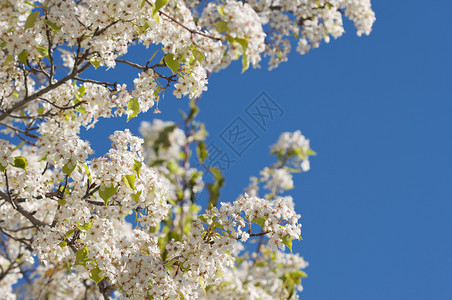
[81,1,452,299]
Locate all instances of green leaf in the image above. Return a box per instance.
[126,98,140,122]
[199,277,207,295]
[153,13,160,25]
[242,53,249,73]
[122,174,136,190]
[43,19,61,31]
[282,235,293,253]
[164,54,180,74]
[131,190,142,204]
[0,41,7,48]
[253,217,267,228]
[152,0,169,16]
[75,246,90,267]
[58,198,66,206]
[215,21,229,33]
[89,266,105,284]
[25,11,39,30]
[78,85,86,97]
[196,141,208,163]
[75,105,87,114]
[35,45,49,58]
[133,160,142,178]
[192,48,205,63]
[62,162,76,176]
[64,229,75,239]
[235,38,248,51]
[11,156,27,171]
[99,184,119,206]
[89,57,100,69]
[0,163,6,172]
[59,241,67,249]
[77,222,93,232]
[217,6,226,17]
[140,0,146,8]
[3,55,14,66]
[37,106,45,115]
[306,148,317,156]
[18,50,28,65]
[82,164,92,182]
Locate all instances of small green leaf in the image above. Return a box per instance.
[75,105,87,114]
[306,148,317,156]
[59,241,67,249]
[152,0,169,16]
[217,6,226,17]
[89,266,105,284]
[35,45,49,58]
[43,19,61,31]
[242,53,249,73]
[126,98,140,122]
[215,21,229,33]
[77,222,93,232]
[18,50,28,64]
[82,164,92,182]
[133,160,142,178]
[11,156,27,171]
[37,107,45,115]
[235,38,248,51]
[197,141,208,163]
[78,85,86,97]
[122,174,136,190]
[192,48,205,63]
[62,162,76,176]
[0,163,6,172]
[253,217,267,228]
[75,246,90,267]
[140,0,146,8]
[3,55,14,66]
[65,229,75,239]
[98,184,119,206]
[58,198,66,206]
[199,277,207,295]
[89,57,100,69]
[282,235,293,253]
[131,190,142,204]
[153,13,160,25]
[164,54,180,74]
[25,11,39,30]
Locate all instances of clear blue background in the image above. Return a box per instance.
[82,1,452,299]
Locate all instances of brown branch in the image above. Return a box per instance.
[144,0,222,41]
[0,191,48,228]
[0,60,91,122]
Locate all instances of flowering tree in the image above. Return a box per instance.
[0,0,374,299]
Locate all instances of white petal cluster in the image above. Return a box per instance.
[0,140,14,169]
[272,130,312,171]
[199,0,266,71]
